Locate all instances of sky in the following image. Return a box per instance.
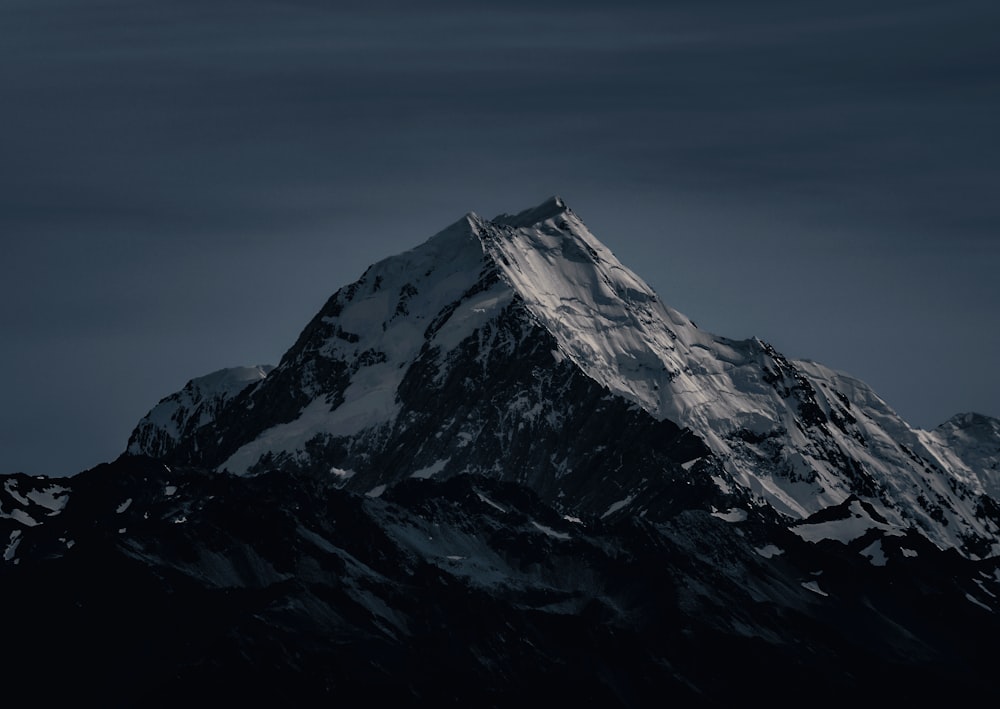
[2,0,998,476]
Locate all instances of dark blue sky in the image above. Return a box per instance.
[2,0,998,475]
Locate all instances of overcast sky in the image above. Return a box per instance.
[2,0,998,476]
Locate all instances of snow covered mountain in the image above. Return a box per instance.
[7,196,1000,704]
[128,196,1000,558]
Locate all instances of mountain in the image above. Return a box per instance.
[129,196,1000,557]
[5,197,1000,704]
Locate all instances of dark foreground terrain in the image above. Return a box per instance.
[4,456,998,706]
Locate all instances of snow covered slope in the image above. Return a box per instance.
[128,366,273,459]
[919,412,1000,499]
[475,199,1000,555]
[127,197,1000,557]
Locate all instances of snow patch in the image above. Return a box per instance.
[531,521,571,540]
[601,493,636,519]
[711,507,747,523]
[411,459,449,480]
[476,492,507,513]
[860,539,887,566]
[297,526,339,554]
[27,485,69,514]
[4,509,39,527]
[3,479,29,505]
[366,484,387,498]
[801,580,829,597]
[791,501,904,544]
[4,530,22,562]
[966,593,992,612]
[755,544,784,559]
[709,474,732,493]
[116,498,132,514]
[974,579,997,599]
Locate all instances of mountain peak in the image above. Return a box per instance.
[491,195,570,228]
